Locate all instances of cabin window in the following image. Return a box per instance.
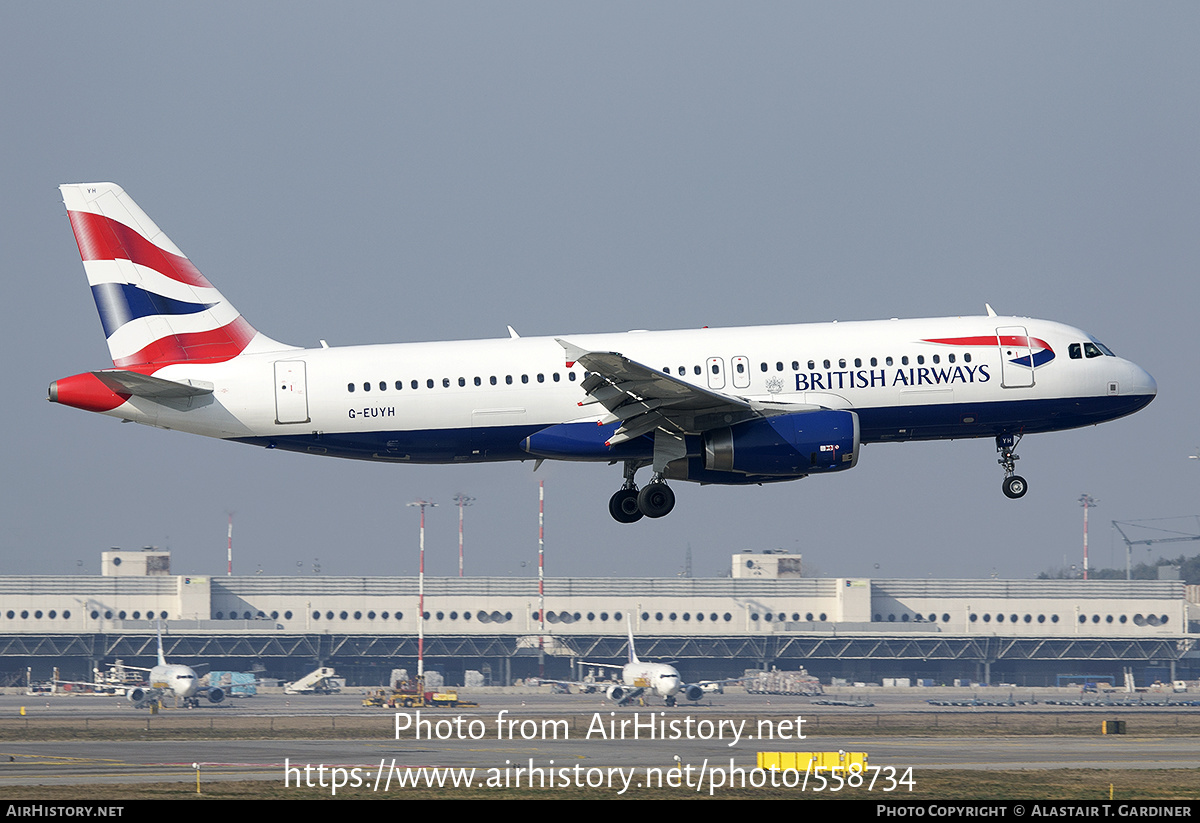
[735,362,744,373]
[568,372,577,381]
[759,362,767,372]
[395,381,403,390]
[901,356,909,365]
[776,361,784,371]
[823,359,830,369]
[506,375,513,385]
[886,356,893,366]
[678,366,686,376]
[964,353,972,363]
[537,373,545,383]
[363,382,370,392]
[791,361,799,371]
[442,378,450,388]
[347,383,355,392]
[931,355,939,364]
[379,381,386,391]
[490,376,497,385]
[426,379,434,389]
[474,377,481,386]
[947,354,955,364]
[808,360,815,370]
[521,374,529,384]
[694,365,702,375]
[916,355,924,365]
[871,357,878,366]
[854,358,861,368]
[553,373,560,382]
[711,364,719,374]
[412,380,419,389]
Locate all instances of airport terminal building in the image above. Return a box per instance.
[0,550,1195,687]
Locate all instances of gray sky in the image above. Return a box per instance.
[3,2,1197,581]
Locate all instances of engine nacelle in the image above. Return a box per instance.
[204,686,225,704]
[683,684,705,702]
[703,410,859,476]
[127,686,147,704]
[606,685,628,704]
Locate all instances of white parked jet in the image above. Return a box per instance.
[49,184,1156,520]
[563,622,715,707]
[127,625,225,709]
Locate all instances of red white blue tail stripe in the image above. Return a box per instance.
[60,183,263,369]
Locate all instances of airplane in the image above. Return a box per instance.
[48,183,1157,521]
[557,621,721,707]
[126,623,226,709]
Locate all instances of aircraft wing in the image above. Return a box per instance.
[557,340,815,446]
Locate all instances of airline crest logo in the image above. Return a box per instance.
[922,335,1055,368]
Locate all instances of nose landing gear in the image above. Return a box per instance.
[997,433,1028,499]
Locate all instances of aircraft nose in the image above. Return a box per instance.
[1128,362,1157,399]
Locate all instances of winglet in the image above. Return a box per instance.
[555,338,588,369]
[985,303,997,317]
[507,325,521,339]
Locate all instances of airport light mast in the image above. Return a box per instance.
[538,481,545,679]
[407,500,437,680]
[1078,494,1097,580]
[453,494,474,577]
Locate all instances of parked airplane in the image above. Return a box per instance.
[557,621,719,707]
[127,624,225,709]
[49,183,1156,521]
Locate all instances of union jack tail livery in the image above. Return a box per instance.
[49,183,1155,517]
[60,183,287,368]
[51,184,293,414]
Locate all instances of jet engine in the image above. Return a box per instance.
[683,684,705,702]
[606,685,642,705]
[202,686,225,704]
[703,410,859,476]
[127,686,161,706]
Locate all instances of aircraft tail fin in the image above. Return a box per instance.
[155,620,167,668]
[627,616,639,664]
[59,183,293,370]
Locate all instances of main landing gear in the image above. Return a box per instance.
[996,433,1028,499]
[609,461,676,522]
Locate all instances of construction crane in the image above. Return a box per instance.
[1110,517,1200,580]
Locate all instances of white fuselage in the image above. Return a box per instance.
[623,660,683,700]
[107,315,1154,466]
[148,662,200,700]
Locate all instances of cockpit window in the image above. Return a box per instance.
[1083,342,1105,358]
[1089,338,1116,357]
[1069,344,1082,360]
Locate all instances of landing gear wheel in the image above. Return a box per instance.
[609,488,644,523]
[665,696,677,707]
[637,483,675,518]
[1003,475,1028,499]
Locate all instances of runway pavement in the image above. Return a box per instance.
[0,689,1197,790]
